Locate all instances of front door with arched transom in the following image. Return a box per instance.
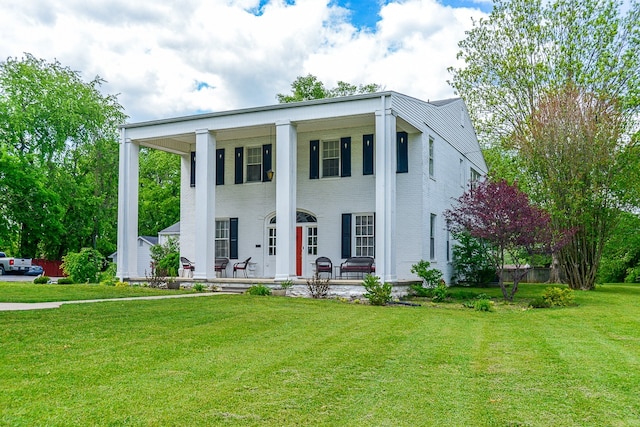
[268,211,317,277]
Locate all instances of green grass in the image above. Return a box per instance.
[0,281,193,303]
[1,283,639,426]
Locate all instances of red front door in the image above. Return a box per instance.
[296,227,303,276]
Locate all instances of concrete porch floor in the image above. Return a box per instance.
[127,276,420,298]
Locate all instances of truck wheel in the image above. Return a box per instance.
[0,265,4,276]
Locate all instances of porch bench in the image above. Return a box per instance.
[339,257,375,278]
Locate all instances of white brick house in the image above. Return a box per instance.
[116,92,487,283]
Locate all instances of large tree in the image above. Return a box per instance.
[445,179,568,300]
[0,54,126,258]
[449,0,640,289]
[277,74,382,103]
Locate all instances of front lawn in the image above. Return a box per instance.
[0,281,193,303]
[1,283,639,426]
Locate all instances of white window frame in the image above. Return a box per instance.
[354,213,375,257]
[246,146,262,183]
[307,226,318,256]
[430,213,436,260]
[268,227,276,256]
[322,139,340,178]
[428,136,435,178]
[215,219,230,258]
[470,168,481,190]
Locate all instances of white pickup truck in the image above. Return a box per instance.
[0,252,32,275]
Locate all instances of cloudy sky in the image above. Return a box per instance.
[1,0,490,123]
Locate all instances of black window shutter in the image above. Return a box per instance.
[262,144,272,182]
[309,140,319,179]
[340,137,351,177]
[230,218,238,259]
[363,134,374,175]
[234,147,243,184]
[341,213,352,259]
[190,151,196,187]
[397,131,408,173]
[216,148,225,185]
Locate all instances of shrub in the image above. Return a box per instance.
[362,274,392,306]
[430,281,449,302]
[451,231,496,286]
[410,260,443,288]
[115,281,129,287]
[98,263,117,285]
[279,280,294,290]
[57,278,74,285]
[474,299,494,312]
[529,297,551,308]
[409,283,432,297]
[192,283,206,292]
[33,276,50,284]
[542,286,575,307]
[62,248,104,283]
[150,237,180,277]
[246,284,271,296]
[306,273,330,299]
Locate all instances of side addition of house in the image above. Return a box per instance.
[116,91,487,283]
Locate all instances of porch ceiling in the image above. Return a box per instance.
[135,114,378,153]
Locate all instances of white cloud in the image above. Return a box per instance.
[0,0,486,122]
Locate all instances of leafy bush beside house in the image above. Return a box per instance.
[149,237,179,277]
[62,248,104,283]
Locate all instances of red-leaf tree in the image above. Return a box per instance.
[445,179,570,300]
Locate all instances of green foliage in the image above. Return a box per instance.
[138,148,181,236]
[529,297,551,308]
[115,281,129,288]
[474,299,494,312]
[430,282,448,303]
[598,212,640,283]
[449,0,640,291]
[410,260,443,287]
[98,263,117,286]
[624,266,640,283]
[277,74,381,103]
[192,283,206,292]
[33,276,50,284]
[0,54,126,259]
[279,280,294,290]
[451,231,496,286]
[150,237,179,277]
[246,284,272,296]
[362,274,392,306]
[62,248,104,283]
[57,278,74,285]
[542,287,576,307]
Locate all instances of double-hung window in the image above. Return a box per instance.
[430,214,436,260]
[428,136,435,178]
[355,214,375,257]
[322,140,340,177]
[246,147,262,183]
[470,168,481,190]
[215,220,230,258]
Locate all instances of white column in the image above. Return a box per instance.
[116,132,139,280]
[193,129,216,279]
[275,120,297,280]
[375,96,397,283]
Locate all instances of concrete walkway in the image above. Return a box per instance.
[0,291,235,311]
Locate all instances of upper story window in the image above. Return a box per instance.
[428,136,435,178]
[246,147,262,182]
[322,140,340,177]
